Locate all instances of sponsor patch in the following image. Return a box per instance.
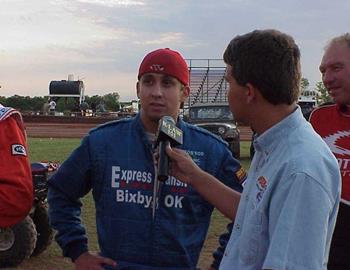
[256,176,267,203]
[235,166,247,185]
[11,144,27,156]
[324,130,350,156]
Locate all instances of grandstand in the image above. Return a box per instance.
[186,59,228,108]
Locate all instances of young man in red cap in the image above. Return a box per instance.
[0,103,33,228]
[310,33,350,270]
[48,48,245,270]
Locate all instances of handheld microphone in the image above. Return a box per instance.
[155,116,183,181]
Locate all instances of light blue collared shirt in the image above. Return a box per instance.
[219,107,341,270]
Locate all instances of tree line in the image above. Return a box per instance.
[0,79,331,113]
[0,92,121,113]
[301,78,331,104]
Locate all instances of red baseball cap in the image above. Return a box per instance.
[138,48,189,86]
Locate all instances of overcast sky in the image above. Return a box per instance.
[0,0,349,101]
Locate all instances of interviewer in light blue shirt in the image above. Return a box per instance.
[219,106,340,270]
[166,29,341,270]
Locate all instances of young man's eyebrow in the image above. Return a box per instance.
[162,74,176,80]
[141,74,153,80]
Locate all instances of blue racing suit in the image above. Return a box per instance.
[48,114,245,269]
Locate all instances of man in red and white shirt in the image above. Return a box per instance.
[310,33,350,270]
[0,104,33,228]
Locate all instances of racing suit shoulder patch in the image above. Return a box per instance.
[11,144,27,156]
[235,166,247,185]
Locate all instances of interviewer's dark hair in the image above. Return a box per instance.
[223,29,301,105]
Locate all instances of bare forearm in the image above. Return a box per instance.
[191,170,241,220]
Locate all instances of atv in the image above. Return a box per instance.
[0,162,58,268]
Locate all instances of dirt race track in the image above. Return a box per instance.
[25,122,99,138]
[24,116,253,141]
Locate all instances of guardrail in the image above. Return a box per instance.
[24,115,253,140]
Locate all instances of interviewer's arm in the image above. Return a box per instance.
[166,145,241,220]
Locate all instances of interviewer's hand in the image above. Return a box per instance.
[165,145,203,186]
[74,251,117,270]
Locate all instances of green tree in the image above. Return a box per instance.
[103,92,120,111]
[315,81,331,104]
[29,96,46,111]
[0,96,7,105]
[0,92,122,113]
[56,97,79,112]
[5,95,31,111]
[85,95,104,111]
[301,77,310,92]
[0,95,45,111]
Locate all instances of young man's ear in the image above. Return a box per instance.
[179,86,190,107]
[245,83,257,104]
[181,85,190,99]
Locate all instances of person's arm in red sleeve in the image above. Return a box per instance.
[0,117,33,228]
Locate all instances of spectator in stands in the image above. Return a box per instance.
[0,103,33,228]
[309,33,350,270]
[166,29,341,269]
[48,48,246,270]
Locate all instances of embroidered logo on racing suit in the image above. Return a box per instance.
[11,144,27,156]
[111,166,187,209]
[323,130,350,196]
[323,130,350,156]
[235,166,247,185]
[111,166,152,188]
[0,106,6,116]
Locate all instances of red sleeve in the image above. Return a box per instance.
[0,117,33,228]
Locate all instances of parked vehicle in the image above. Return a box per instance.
[185,103,240,158]
[298,89,318,119]
[0,162,58,268]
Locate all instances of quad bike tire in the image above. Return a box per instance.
[0,216,37,268]
[31,203,53,256]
